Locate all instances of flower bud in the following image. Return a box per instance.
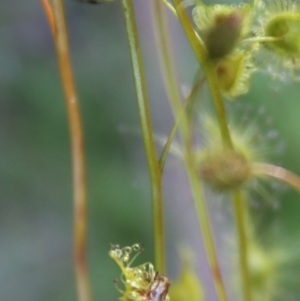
[215,50,255,99]
[264,13,300,57]
[257,0,300,78]
[205,12,243,59]
[193,3,252,59]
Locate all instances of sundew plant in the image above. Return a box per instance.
[40,1,300,301]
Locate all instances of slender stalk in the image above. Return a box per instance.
[252,163,300,193]
[40,0,55,36]
[200,39,253,301]
[232,190,252,301]
[158,76,205,170]
[201,62,233,148]
[151,2,228,301]
[41,1,91,301]
[171,3,252,301]
[120,0,165,274]
[161,0,177,15]
[242,36,284,44]
[171,0,206,66]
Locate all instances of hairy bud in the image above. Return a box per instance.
[193,3,252,60]
[199,150,250,191]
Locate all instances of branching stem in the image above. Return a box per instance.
[151,2,228,301]
[121,0,165,274]
[158,76,206,170]
[171,2,252,301]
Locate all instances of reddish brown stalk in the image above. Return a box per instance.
[40,0,56,36]
[252,162,300,193]
[40,1,92,301]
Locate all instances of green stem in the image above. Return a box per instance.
[120,0,165,274]
[202,57,252,301]
[202,62,233,148]
[151,2,228,301]
[202,65,250,301]
[242,36,284,44]
[200,38,253,301]
[171,2,252,301]
[158,76,205,170]
[232,190,252,301]
[171,0,206,65]
[161,0,177,15]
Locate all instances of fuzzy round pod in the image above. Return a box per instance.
[257,0,300,79]
[199,113,267,165]
[198,150,251,191]
[193,3,252,59]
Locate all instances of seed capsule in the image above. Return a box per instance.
[264,13,300,57]
[199,150,250,191]
[192,3,252,60]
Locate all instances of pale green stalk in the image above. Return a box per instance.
[161,0,177,15]
[232,190,252,301]
[120,0,165,274]
[159,77,205,170]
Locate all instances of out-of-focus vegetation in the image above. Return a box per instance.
[1,1,300,301]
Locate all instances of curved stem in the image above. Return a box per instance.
[158,76,206,170]
[252,163,300,193]
[41,1,92,301]
[161,0,177,15]
[121,0,165,274]
[40,0,55,35]
[151,2,228,301]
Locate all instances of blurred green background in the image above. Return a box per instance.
[1,1,300,301]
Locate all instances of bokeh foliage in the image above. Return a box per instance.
[1,1,300,300]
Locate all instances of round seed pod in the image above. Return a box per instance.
[199,150,251,191]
